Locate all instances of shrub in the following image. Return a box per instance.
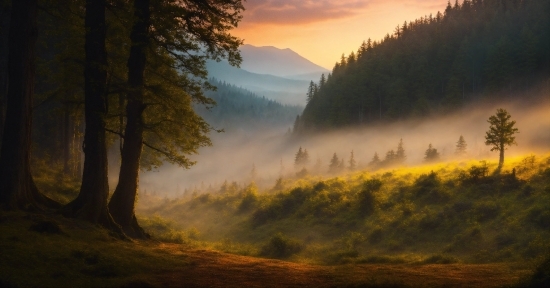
[473,201,500,222]
[238,184,259,212]
[260,233,303,259]
[357,179,382,216]
[527,207,550,229]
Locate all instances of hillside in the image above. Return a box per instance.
[206,60,310,106]
[0,212,532,287]
[2,154,549,287]
[196,79,303,132]
[239,44,329,78]
[137,154,550,267]
[297,0,550,131]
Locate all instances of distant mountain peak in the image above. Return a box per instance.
[239,44,329,78]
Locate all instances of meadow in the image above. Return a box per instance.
[1,153,548,287]
[136,154,550,267]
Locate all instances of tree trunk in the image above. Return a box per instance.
[108,0,150,239]
[498,145,504,168]
[62,0,120,232]
[0,0,59,210]
[62,106,71,174]
[0,2,10,147]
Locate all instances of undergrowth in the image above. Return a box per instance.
[137,154,550,266]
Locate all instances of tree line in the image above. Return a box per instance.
[197,78,303,132]
[294,108,518,174]
[296,0,549,132]
[0,0,244,238]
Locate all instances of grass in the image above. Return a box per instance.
[1,153,548,287]
[137,153,550,266]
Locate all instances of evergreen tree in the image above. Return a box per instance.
[294,146,310,168]
[455,135,467,156]
[306,81,315,103]
[0,0,58,210]
[383,149,396,166]
[349,150,356,170]
[299,0,550,131]
[329,153,340,173]
[396,138,406,164]
[62,0,118,229]
[319,73,326,88]
[485,108,519,168]
[369,152,381,168]
[424,144,440,162]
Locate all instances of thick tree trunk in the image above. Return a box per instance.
[0,2,10,147]
[108,0,150,239]
[62,106,71,174]
[0,0,58,210]
[62,0,120,232]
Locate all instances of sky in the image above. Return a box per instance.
[234,0,449,69]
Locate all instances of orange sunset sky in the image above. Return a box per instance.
[234,0,450,69]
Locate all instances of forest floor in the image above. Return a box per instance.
[0,211,533,288]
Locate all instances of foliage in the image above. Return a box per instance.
[485,108,519,167]
[260,233,304,259]
[137,153,550,266]
[455,135,467,156]
[298,0,550,131]
[424,144,440,162]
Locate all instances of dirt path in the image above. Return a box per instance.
[149,244,530,288]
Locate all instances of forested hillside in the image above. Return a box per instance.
[196,79,303,131]
[297,0,550,132]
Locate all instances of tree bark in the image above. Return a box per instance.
[108,0,150,239]
[62,0,120,232]
[0,0,58,210]
[0,2,10,147]
[498,144,504,168]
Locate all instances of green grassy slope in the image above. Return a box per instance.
[137,154,550,265]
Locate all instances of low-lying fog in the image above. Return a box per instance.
[132,90,550,197]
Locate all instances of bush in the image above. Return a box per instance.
[260,233,303,259]
[527,207,550,229]
[238,184,259,212]
[473,201,500,222]
[357,179,382,216]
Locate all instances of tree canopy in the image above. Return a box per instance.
[298,0,550,132]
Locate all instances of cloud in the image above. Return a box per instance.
[242,0,374,25]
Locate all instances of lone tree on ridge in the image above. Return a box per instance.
[485,108,519,168]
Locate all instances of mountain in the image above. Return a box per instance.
[239,44,329,79]
[297,0,550,132]
[196,79,303,133]
[205,45,331,106]
[206,60,310,106]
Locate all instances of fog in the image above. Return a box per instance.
[134,90,550,198]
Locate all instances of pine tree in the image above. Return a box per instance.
[294,146,303,167]
[329,153,340,173]
[455,135,467,156]
[0,0,59,210]
[485,108,519,168]
[369,152,380,168]
[424,144,440,162]
[396,138,406,164]
[383,149,396,166]
[349,150,356,170]
[319,73,326,88]
[306,81,315,103]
